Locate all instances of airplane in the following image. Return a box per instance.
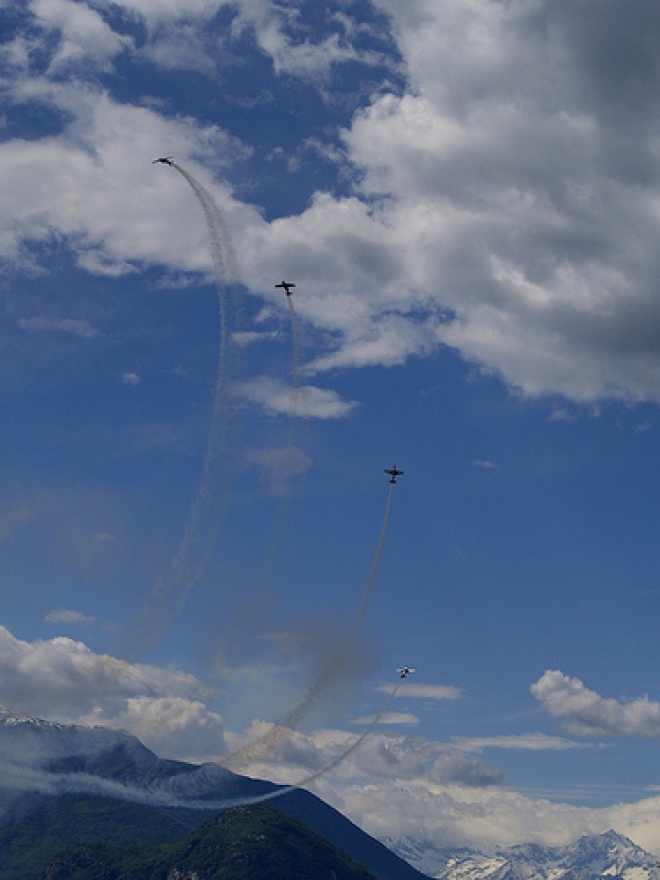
[384,466,404,484]
[275,280,296,296]
[152,156,174,165]
[397,666,415,679]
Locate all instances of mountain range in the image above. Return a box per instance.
[389,828,660,879]
[0,707,658,879]
[0,707,427,879]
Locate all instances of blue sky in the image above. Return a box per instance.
[3,0,660,866]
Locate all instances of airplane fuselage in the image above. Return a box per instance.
[275,281,295,295]
[385,467,404,483]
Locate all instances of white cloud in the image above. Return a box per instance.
[231,0,384,80]
[473,459,498,471]
[45,0,386,80]
[6,1,660,402]
[31,0,133,72]
[228,724,503,789]
[77,696,226,763]
[453,732,590,752]
[331,0,660,403]
[0,624,211,712]
[231,330,279,347]
[44,608,95,627]
[248,446,312,495]
[353,711,419,726]
[0,82,255,277]
[333,781,660,860]
[17,316,98,339]
[549,407,576,422]
[532,669,660,739]
[0,624,230,763]
[234,376,358,419]
[378,682,462,701]
[232,0,660,403]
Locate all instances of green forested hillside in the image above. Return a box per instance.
[0,792,216,880]
[37,803,378,879]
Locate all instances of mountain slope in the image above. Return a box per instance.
[0,707,430,879]
[277,787,426,880]
[0,792,218,880]
[37,803,378,880]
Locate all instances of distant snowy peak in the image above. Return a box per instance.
[431,830,659,880]
[0,705,67,729]
[0,704,165,778]
[387,838,507,880]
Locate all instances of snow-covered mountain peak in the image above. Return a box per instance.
[388,829,659,879]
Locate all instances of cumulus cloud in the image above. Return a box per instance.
[0,82,254,276]
[0,625,229,760]
[228,723,503,790]
[5,1,660,402]
[230,0,390,80]
[77,696,226,763]
[23,0,391,81]
[222,0,660,402]
[225,0,660,402]
[333,0,660,402]
[31,0,133,72]
[340,782,660,860]
[532,669,660,739]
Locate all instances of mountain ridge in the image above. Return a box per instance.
[0,706,429,879]
[404,828,660,879]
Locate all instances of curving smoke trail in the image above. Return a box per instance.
[1,683,402,813]
[161,680,403,809]
[262,678,403,797]
[115,163,241,660]
[223,481,397,769]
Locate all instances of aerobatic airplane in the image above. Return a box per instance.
[275,280,296,296]
[152,157,173,165]
[397,667,415,678]
[384,466,404,484]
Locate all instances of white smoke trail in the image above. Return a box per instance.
[0,686,400,813]
[257,292,307,586]
[261,678,403,796]
[345,482,394,646]
[150,681,404,810]
[0,761,179,807]
[223,482,397,769]
[116,163,241,660]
